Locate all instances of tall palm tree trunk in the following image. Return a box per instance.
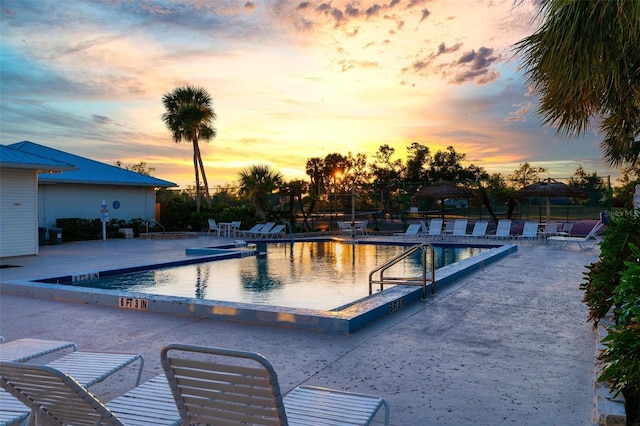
[193,139,212,205]
[193,151,201,212]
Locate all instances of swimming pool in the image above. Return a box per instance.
[66,241,490,311]
[7,239,517,333]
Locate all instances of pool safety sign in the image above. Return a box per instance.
[118,297,148,311]
[100,200,109,240]
[100,200,109,222]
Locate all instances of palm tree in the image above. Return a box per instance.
[162,86,217,212]
[515,0,640,167]
[238,165,284,222]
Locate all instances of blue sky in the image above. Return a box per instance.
[0,0,617,189]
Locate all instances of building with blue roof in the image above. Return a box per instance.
[1,142,176,257]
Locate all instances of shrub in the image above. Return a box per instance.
[581,210,640,322]
[598,244,640,418]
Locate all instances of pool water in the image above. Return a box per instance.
[73,241,490,310]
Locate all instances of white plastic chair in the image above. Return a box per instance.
[206,219,219,236]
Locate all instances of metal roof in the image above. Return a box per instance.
[0,144,77,171]
[7,141,176,188]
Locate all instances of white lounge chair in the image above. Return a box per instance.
[443,220,455,236]
[206,219,219,236]
[516,221,540,244]
[0,362,179,426]
[255,222,275,236]
[257,224,286,239]
[394,222,423,240]
[493,219,512,240]
[540,221,561,238]
[0,338,77,363]
[426,218,443,240]
[468,221,488,241]
[548,222,605,249]
[0,338,78,426]
[449,219,468,241]
[0,338,145,426]
[237,223,265,238]
[161,343,390,426]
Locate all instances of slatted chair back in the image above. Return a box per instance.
[471,221,488,238]
[0,361,123,426]
[452,219,468,237]
[520,221,539,238]
[495,219,512,239]
[427,219,443,236]
[542,221,560,237]
[161,343,288,426]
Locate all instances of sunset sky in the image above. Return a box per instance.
[0,0,619,189]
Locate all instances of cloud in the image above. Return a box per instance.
[338,59,380,72]
[504,101,533,123]
[447,47,501,84]
[438,42,462,55]
[400,42,462,77]
[92,115,113,125]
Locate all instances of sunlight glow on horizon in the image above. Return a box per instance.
[0,0,621,189]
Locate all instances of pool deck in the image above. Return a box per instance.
[0,236,605,425]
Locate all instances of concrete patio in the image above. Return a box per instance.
[0,236,602,425]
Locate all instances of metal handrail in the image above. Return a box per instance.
[145,219,165,238]
[369,243,436,300]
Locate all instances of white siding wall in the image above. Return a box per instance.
[38,184,157,228]
[1,168,38,257]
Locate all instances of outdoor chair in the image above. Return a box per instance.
[237,223,265,238]
[547,222,605,249]
[0,338,145,426]
[356,219,368,236]
[443,220,455,236]
[231,221,242,236]
[465,221,488,242]
[540,221,561,238]
[0,338,77,363]
[558,222,574,237]
[493,219,512,240]
[0,362,179,426]
[516,221,540,244]
[338,221,351,235]
[207,219,219,236]
[393,222,423,240]
[161,343,390,426]
[449,219,468,240]
[257,224,286,239]
[425,218,443,240]
[254,222,275,237]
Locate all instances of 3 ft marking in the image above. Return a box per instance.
[118,297,148,311]
[389,298,405,314]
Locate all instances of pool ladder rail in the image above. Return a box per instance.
[368,243,436,301]
[145,219,165,238]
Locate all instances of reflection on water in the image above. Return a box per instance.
[239,255,284,292]
[75,242,489,310]
[194,264,210,299]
